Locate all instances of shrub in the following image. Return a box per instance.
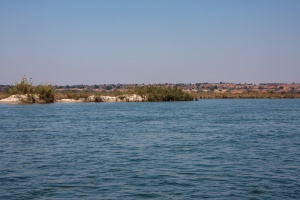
[8,77,55,103]
[8,77,34,95]
[35,84,55,103]
[133,86,194,101]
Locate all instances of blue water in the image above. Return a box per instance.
[0,99,300,199]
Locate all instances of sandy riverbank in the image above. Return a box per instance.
[0,95,27,104]
[0,94,144,104]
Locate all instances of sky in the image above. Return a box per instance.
[0,0,300,85]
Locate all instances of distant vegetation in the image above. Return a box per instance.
[133,86,194,101]
[1,78,300,103]
[2,78,194,103]
[54,86,194,102]
[193,91,300,99]
[7,78,55,103]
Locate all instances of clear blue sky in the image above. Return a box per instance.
[1,0,299,85]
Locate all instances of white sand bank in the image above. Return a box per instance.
[0,94,145,104]
[0,95,26,104]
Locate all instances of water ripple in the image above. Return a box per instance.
[0,100,300,199]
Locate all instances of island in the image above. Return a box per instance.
[0,78,299,104]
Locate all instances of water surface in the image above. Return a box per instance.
[0,100,300,199]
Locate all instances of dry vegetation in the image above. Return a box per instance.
[192,91,300,99]
[0,92,10,100]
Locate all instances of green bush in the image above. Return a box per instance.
[35,84,55,103]
[8,78,34,95]
[133,86,194,101]
[8,78,55,103]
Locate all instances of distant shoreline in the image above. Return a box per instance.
[0,93,299,105]
[1,79,299,104]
